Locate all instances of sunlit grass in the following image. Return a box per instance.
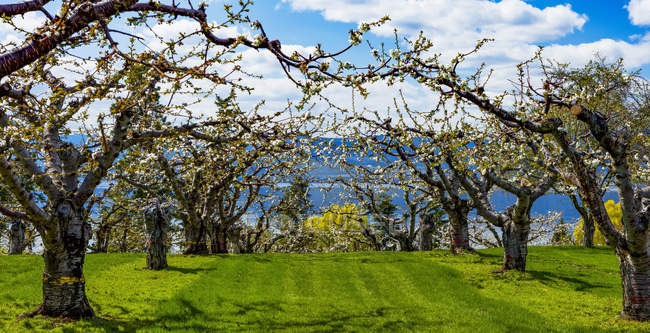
[1,247,647,332]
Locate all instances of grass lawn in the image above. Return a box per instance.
[1,247,649,332]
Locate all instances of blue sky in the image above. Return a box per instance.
[191,0,648,119]
[1,1,648,121]
[237,0,650,75]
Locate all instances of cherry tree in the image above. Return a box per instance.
[343,113,476,254]
[0,0,367,319]
[116,99,316,255]
[363,35,649,319]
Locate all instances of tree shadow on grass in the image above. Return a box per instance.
[81,301,422,332]
[74,256,618,333]
[164,266,217,275]
[528,270,613,292]
[475,251,501,259]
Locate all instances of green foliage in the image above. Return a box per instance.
[1,248,649,332]
[297,203,372,252]
[424,204,448,249]
[376,194,398,217]
[574,200,623,246]
[276,175,312,225]
[304,203,367,231]
[550,219,575,246]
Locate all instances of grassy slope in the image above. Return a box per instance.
[0,247,649,332]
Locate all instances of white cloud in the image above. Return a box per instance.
[627,0,650,26]
[0,12,47,48]
[283,0,586,62]
[545,33,650,68]
[281,0,650,91]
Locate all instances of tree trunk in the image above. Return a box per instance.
[93,224,111,253]
[618,250,650,321]
[208,224,228,254]
[144,200,172,270]
[119,227,128,253]
[449,209,473,254]
[395,232,414,252]
[8,219,26,255]
[582,214,595,248]
[419,212,434,251]
[183,221,208,255]
[31,202,94,319]
[419,224,433,251]
[570,194,595,248]
[227,225,241,254]
[501,220,530,272]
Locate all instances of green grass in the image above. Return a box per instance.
[1,247,649,332]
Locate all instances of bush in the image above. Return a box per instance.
[573,200,623,246]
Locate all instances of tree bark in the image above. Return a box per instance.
[30,202,93,319]
[144,200,172,270]
[501,220,530,272]
[8,219,26,255]
[582,214,595,248]
[93,224,111,253]
[395,232,415,252]
[570,194,595,248]
[618,250,650,321]
[448,208,473,254]
[419,224,433,251]
[227,225,242,254]
[208,224,228,254]
[119,227,128,253]
[183,221,208,255]
[419,212,434,251]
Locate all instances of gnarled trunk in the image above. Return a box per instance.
[502,220,530,272]
[32,202,93,319]
[144,200,172,270]
[227,225,242,254]
[618,250,650,321]
[449,209,472,254]
[183,221,208,255]
[8,219,26,255]
[208,224,228,254]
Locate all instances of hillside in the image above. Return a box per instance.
[1,247,648,332]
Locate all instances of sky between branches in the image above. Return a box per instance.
[1,0,648,127]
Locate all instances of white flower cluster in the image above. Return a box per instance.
[348,31,362,45]
[252,34,266,47]
[358,22,371,33]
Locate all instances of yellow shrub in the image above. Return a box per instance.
[305,204,367,231]
[574,200,623,246]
